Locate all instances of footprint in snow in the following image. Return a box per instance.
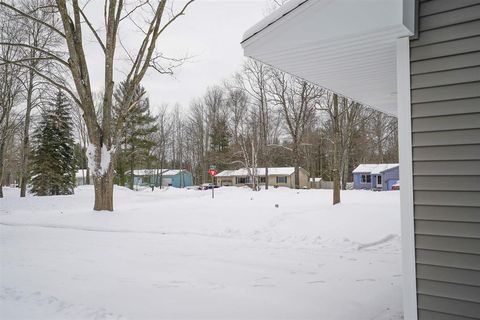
[307,280,326,284]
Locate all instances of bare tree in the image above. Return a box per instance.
[0,7,26,197]
[15,0,64,197]
[269,70,320,189]
[153,104,172,188]
[0,0,195,210]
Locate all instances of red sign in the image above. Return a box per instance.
[209,169,217,176]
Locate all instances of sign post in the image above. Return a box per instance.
[208,165,217,199]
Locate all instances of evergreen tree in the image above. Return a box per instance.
[30,91,76,196]
[113,81,158,189]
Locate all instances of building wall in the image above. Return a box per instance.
[217,170,310,189]
[353,173,373,189]
[382,167,400,191]
[410,1,480,318]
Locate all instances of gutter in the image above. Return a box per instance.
[241,0,311,45]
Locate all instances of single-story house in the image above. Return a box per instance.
[129,169,193,188]
[242,1,480,318]
[353,164,399,191]
[216,167,310,188]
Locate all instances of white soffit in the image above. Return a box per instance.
[241,0,414,115]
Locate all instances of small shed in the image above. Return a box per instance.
[161,170,193,188]
[129,169,193,188]
[352,164,399,191]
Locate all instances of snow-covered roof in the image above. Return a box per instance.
[217,167,301,177]
[353,164,399,174]
[162,170,190,177]
[127,169,170,176]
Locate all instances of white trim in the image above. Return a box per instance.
[397,36,418,320]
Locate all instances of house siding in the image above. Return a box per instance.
[410,1,480,319]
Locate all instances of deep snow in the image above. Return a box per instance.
[0,186,402,319]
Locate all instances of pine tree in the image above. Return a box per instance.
[113,81,158,189]
[30,91,76,196]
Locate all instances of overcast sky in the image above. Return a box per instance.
[84,0,269,113]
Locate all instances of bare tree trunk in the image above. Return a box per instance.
[265,165,269,190]
[93,168,114,211]
[19,69,35,197]
[332,94,341,205]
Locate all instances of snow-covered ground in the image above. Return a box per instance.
[0,186,402,319]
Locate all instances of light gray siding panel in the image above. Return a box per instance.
[418,294,480,318]
[412,98,480,118]
[410,36,480,61]
[415,220,480,238]
[418,310,479,320]
[411,20,480,48]
[417,279,480,303]
[416,249,480,270]
[413,145,480,161]
[414,191,480,207]
[413,176,480,191]
[420,0,480,17]
[412,129,480,146]
[415,235,480,255]
[411,53,480,75]
[414,161,480,175]
[411,67,480,89]
[420,5,480,31]
[411,82,480,104]
[412,113,480,132]
[415,205,480,222]
[417,264,480,286]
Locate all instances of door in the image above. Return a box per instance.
[376,175,382,188]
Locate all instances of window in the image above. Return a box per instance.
[276,176,287,183]
[237,177,250,184]
[259,177,266,183]
[361,174,371,183]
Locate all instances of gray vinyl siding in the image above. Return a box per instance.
[410,1,480,319]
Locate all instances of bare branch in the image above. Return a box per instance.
[79,8,106,53]
[0,42,69,67]
[0,2,66,38]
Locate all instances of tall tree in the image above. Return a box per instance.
[114,82,157,190]
[0,7,25,198]
[30,90,75,195]
[17,0,64,197]
[269,70,321,188]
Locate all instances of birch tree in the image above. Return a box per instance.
[0,0,195,210]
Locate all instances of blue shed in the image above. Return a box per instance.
[353,164,399,191]
[161,170,193,188]
[130,169,193,188]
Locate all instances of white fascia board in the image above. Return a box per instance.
[242,0,414,115]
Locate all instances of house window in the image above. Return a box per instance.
[276,176,287,183]
[361,174,371,183]
[237,177,250,184]
[259,177,266,183]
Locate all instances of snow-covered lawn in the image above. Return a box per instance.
[1,186,402,319]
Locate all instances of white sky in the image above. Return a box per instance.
[83,0,269,113]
